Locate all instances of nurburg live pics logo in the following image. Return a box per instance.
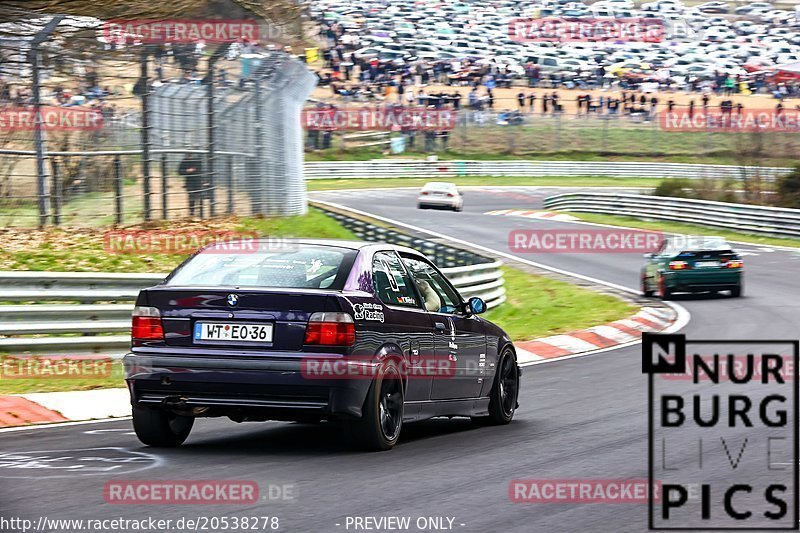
[643,333,800,530]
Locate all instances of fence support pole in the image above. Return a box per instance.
[139,48,152,221]
[555,112,561,150]
[29,16,62,228]
[206,65,216,218]
[254,78,265,214]
[227,154,234,215]
[651,115,658,156]
[161,153,168,220]
[114,155,123,225]
[50,158,61,226]
[205,45,228,219]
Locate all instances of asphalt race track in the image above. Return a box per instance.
[3,186,800,532]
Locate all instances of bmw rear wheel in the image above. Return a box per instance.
[659,276,672,300]
[349,360,404,451]
[132,406,194,447]
[641,273,654,297]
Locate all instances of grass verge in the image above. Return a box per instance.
[565,212,800,250]
[308,176,659,191]
[0,357,124,395]
[485,266,637,342]
[0,208,355,272]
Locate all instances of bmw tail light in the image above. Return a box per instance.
[668,260,690,270]
[304,312,355,346]
[727,259,743,268]
[421,191,429,195]
[447,193,455,197]
[132,306,164,343]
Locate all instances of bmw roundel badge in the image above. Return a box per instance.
[227,294,239,307]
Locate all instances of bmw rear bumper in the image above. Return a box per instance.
[662,270,742,292]
[123,352,374,420]
[418,197,459,209]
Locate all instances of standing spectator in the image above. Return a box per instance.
[649,96,658,118]
[528,92,536,113]
[517,91,525,110]
[178,153,204,217]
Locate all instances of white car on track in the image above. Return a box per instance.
[418,182,464,211]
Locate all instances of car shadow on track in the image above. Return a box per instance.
[149,417,521,456]
[661,291,741,301]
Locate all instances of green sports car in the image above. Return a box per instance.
[641,236,743,299]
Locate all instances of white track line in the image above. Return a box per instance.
[0,416,131,434]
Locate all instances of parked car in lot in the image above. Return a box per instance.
[124,240,519,450]
[696,1,729,13]
[641,236,743,299]
[418,182,464,211]
[735,2,771,15]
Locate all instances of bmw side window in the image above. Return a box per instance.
[401,256,461,315]
[372,252,420,308]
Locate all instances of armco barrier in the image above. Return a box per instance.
[305,160,792,181]
[0,234,505,356]
[544,192,800,238]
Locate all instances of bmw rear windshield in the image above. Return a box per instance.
[667,236,733,254]
[166,244,358,290]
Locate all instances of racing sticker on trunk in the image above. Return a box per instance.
[353,303,384,323]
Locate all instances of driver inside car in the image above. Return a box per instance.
[416,279,442,312]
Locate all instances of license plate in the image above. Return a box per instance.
[694,261,719,268]
[194,322,273,343]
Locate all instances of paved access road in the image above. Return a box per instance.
[3,186,799,533]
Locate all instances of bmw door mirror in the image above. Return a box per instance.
[467,297,487,315]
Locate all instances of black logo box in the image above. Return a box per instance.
[643,333,800,531]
